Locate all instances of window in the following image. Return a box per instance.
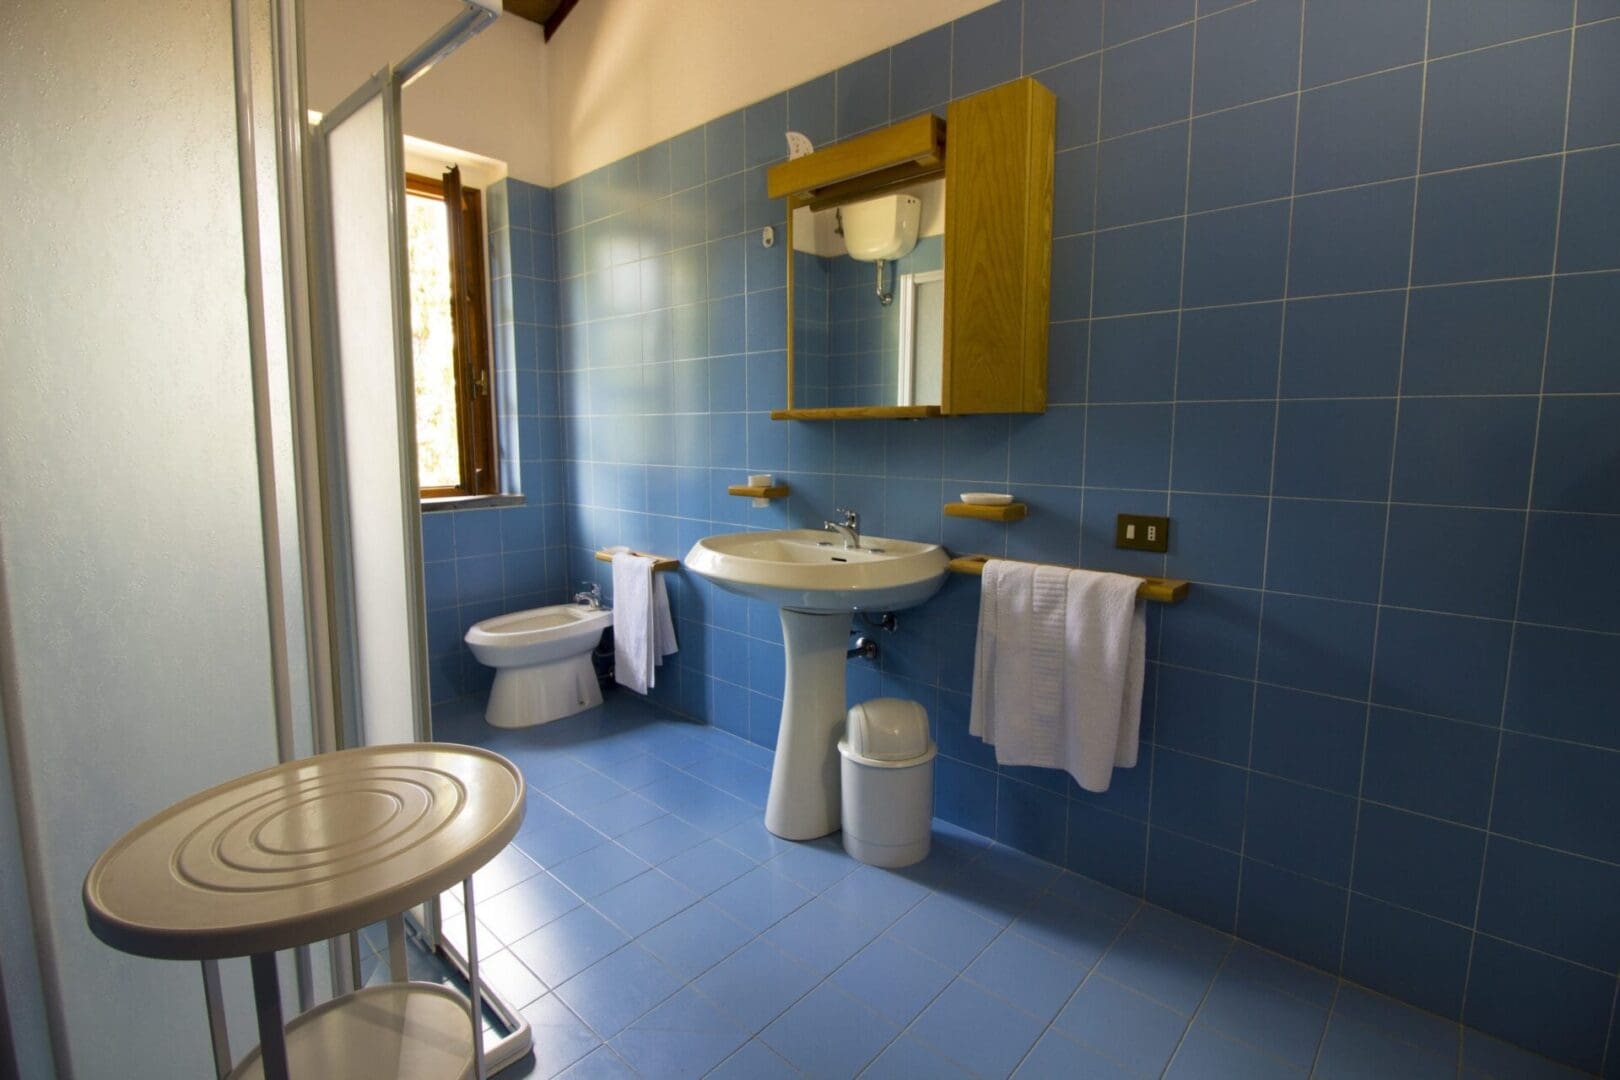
[405,166,496,497]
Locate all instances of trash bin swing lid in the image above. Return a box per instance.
[845,698,931,762]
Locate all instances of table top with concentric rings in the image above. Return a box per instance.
[83,744,524,960]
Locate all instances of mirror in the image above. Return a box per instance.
[788,178,945,411]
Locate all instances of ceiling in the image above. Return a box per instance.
[503,0,578,40]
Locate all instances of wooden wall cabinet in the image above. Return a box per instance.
[767,77,1056,420]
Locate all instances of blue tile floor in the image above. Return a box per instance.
[425,691,1593,1079]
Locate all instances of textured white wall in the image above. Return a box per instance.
[544,0,995,183]
[0,1,280,1075]
[307,0,552,184]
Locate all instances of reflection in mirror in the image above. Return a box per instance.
[790,179,944,409]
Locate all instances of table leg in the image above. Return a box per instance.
[249,952,290,1080]
[199,959,232,1078]
[386,912,409,981]
[462,876,486,1080]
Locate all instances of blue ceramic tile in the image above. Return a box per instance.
[1093,218,1183,315]
[1177,302,1282,400]
[1334,983,1460,1061]
[1505,623,1620,749]
[1104,0,1193,45]
[863,1034,976,1079]
[1024,0,1103,71]
[1194,0,1302,113]
[1314,1015,1455,1080]
[787,73,835,149]
[1245,774,1357,885]
[1053,146,1098,239]
[1088,313,1178,402]
[1478,836,1620,972]
[1280,291,1404,398]
[1296,66,1423,192]
[707,865,813,933]
[1008,406,1085,485]
[1394,396,1538,509]
[1381,505,1525,619]
[1043,53,1103,150]
[1568,19,1620,148]
[1491,731,1620,863]
[694,939,820,1033]
[1341,895,1471,1019]
[1085,403,1173,488]
[911,978,1048,1078]
[1165,494,1268,589]
[1184,200,1291,307]
[1235,861,1347,973]
[1290,180,1415,296]
[519,995,603,1078]
[1353,803,1485,924]
[1259,593,1378,698]
[1051,234,1095,321]
[1197,970,1328,1069]
[891,25,950,118]
[591,869,698,937]
[1462,1029,1603,1080]
[477,869,582,943]
[1064,802,1148,893]
[835,51,890,138]
[1422,33,1571,171]
[1097,122,1188,228]
[1250,684,1366,794]
[509,905,630,988]
[761,983,897,1078]
[1146,829,1242,931]
[1154,665,1254,764]
[1403,279,1551,395]
[636,900,752,981]
[670,130,708,193]
[706,1040,800,1080]
[831,935,954,1026]
[742,94,786,171]
[888,894,1003,971]
[1264,498,1384,602]
[1189,96,1296,212]
[1054,975,1189,1074]
[1101,25,1194,138]
[1413,156,1561,284]
[994,776,1070,865]
[1151,749,1248,849]
[1361,706,1498,827]
[1373,610,1513,726]
[1094,922,1228,1014]
[576,790,665,838]
[1535,396,1620,513]
[952,0,1022,96]
[965,932,1090,1022]
[1172,403,1275,495]
[1546,271,1620,392]
[609,989,747,1079]
[1302,0,1427,87]
[1157,582,1264,677]
[550,841,652,899]
[554,943,681,1037]
[1518,512,1620,633]
[1463,936,1612,1075]
[1429,0,1573,56]
[706,110,744,180]
[1166,1023,1302,1079]
[1273,400,1395,500]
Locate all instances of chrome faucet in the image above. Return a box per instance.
[573,581,603,610]
[823,507,861,549]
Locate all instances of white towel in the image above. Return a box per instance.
[969,560,1145,793]
[609,549,678,694]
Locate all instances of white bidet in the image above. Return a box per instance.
[464,604,612,728]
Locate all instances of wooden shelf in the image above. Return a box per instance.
[727,483,791,499]
[945,502,1027,522]
[770,406,942,421]
[766,113,945,202]
[594,549,679,572]
[947,554,1189,604]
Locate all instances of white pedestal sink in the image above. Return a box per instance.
[685,530,949,840]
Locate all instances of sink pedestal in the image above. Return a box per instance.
[765,609,851,840]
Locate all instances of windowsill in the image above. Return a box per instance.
[420,493,526,513]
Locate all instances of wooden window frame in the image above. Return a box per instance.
[407,169,498,498]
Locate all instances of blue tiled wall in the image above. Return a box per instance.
[422,177,570,704]
[539,1,1620,1070]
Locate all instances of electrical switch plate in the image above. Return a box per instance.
[1115,514,1170,553]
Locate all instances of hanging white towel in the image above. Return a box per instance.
[609,548,678,694]
[969,560,1145,793]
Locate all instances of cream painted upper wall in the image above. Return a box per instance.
[545,0,995,184]
[306,0,551,183]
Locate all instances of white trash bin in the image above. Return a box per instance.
[839,698,937,868]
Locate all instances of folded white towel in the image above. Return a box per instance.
[970,560,1145,793]
[609,549,678,694]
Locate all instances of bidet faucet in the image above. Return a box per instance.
[574,581,603,609]
[823,507,861,549]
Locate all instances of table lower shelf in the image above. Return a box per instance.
[228,982,474,1080]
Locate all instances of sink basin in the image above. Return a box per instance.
[683,529,948,613]
[684,529,950,842]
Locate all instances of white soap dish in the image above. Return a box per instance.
[959,492,1014,506]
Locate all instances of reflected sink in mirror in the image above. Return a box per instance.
[683,529,948,613]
